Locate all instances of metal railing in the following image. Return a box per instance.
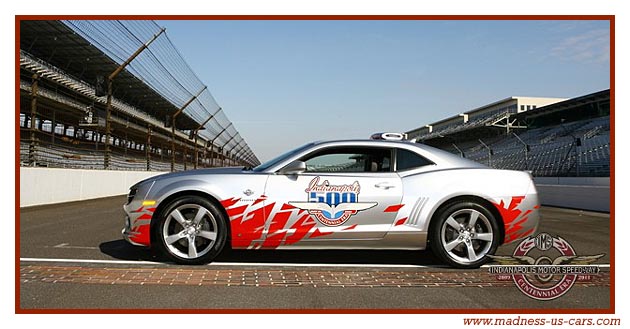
[20,20,260,170]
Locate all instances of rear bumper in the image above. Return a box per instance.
[493,191,540,244]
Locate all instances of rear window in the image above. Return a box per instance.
[396,148,433,171]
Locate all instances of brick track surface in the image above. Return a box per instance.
[20,264,610,288]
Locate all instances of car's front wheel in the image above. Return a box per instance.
[153,195,227,265]
[429,201,500,268]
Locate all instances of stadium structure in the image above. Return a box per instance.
[19,20,260,173]
[406,90,611,178]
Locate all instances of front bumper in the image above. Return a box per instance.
[122,202,155,247]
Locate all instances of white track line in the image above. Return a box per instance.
[21,258,162,265]
[19,257,612,269]
[19,257,443,268]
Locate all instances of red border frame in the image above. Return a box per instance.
[15,14,615,314]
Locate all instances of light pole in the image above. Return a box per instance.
[478,139,493,167]
[220,132,239,167]
[209,122,232,167]
[452,143,465,158]
[512,133,530,171]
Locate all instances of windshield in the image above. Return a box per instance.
[252,142,315,172]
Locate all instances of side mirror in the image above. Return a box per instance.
[279,160,306,175]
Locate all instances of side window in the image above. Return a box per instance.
[303,147,391,173]
[396,148,433,171]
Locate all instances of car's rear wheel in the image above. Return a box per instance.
[153,195,227,265]
[429,201,500,268]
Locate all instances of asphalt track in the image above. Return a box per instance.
[19,196,612,310]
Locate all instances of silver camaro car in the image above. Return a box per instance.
[123,134,540,268]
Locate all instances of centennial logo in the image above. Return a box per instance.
[488,233,604,300]
[289,176,377,226]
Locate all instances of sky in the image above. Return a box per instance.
[157,19,610,163]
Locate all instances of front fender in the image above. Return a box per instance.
[149,178,225,206]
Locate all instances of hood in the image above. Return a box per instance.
[154,167,245,179]
[133,167,246,187]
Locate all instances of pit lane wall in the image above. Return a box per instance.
[533,177,610,212]
[20,167,167,207]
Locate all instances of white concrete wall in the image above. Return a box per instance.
[533,177,610,212]
[534,177,610,186]
[20,167,167,207]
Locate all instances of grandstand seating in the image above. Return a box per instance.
[419,108,520,141]
[437,116,610,177]
[19,138,221,172]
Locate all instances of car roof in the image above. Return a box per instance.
[310,139,441,152]
[312,139,415,146]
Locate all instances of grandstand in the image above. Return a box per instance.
[19,20,260,172]
[406,90,610,177]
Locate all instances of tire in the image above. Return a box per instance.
[152,195,227,265]
[429,201,500,269]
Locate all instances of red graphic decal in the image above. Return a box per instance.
[128,207,155,246]
[252,195,267,206]
[220,197,241,209]
[342,223,358,231]
[493,196,537,243]
[284,213,317,245]
[268,208,292,236]
[129,224,150,246]
[395,217,408,226]
[494,196,524,221]
[221,196,365,248]
[230,203,275,248]
[281,203,297,210]
[310,228,333,238]
[226,204,248,219]
[384,204,404,213]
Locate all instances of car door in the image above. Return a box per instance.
[261,146,403,244]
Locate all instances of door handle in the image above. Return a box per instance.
[375,182,396,190]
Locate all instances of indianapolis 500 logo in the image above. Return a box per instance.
[289,176,377,226]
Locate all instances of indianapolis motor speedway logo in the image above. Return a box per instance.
[488,233,604,301]
[289,176,377,226]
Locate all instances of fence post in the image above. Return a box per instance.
[171,86,207,172]
[194,135,199,169]
[478,139,493,167]
[146,124,152,171]
[183,143,187,171]
[221,133,239,167]
[29,73,39,166]
[104,79,113,169]
[105,28,165,170]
